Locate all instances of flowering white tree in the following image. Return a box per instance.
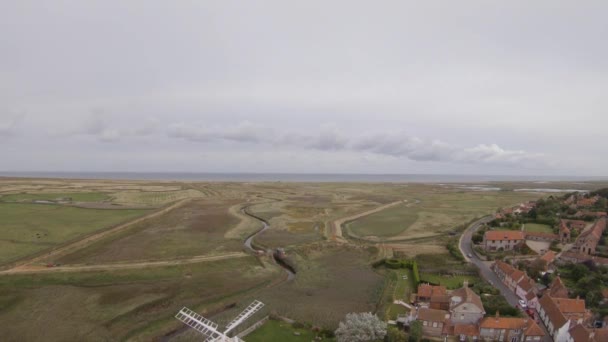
[335,312,387,342]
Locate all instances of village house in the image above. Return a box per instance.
[445,322,480,342]
[561,219,588,232]
[430,294,451,311]
[537,294,589,341]
[417,283,447,302]
[483,230,526,251]
[492,261,538,308]
[573,218,606,255]
[449,282,485,325]
[547,277,569,299]
[479,313,545,342]
[417,308,450,337]
[537,250,557,272]
[567,324,608,342]
[524,231,559,243]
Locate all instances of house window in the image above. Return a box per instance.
[432,322,437,328]
[511,338,517,342]
[461,314,464,320]
[423,321,428,326]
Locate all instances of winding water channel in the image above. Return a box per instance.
[241,207,296,281]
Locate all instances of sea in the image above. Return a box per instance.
[0,172,605,183]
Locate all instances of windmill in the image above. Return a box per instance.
[175,300,264,342]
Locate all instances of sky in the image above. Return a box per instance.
[1,1,607,176]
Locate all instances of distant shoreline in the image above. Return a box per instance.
[0,171,605,183]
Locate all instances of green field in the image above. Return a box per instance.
[0,203,149,264]
[346,204,417,237]
[245,320,334,342]
[524,223,554,234]
[0,192,109,202]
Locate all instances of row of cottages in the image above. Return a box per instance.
[573,217,606,255]
[524,231,559,243]
[492,261,539,309]
[415,283,545,341]
[483,230,526,251]
[479,313,545,342]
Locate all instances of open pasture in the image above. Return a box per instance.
[0,203,149,265]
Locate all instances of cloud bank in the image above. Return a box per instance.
[167,121,546,167]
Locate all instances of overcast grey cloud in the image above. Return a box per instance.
[1,1,607,175]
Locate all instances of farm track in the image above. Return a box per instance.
[2,198,196,271]
[0,252,249,274]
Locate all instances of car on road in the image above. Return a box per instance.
[518,299,527,308]
[467,253,473,258]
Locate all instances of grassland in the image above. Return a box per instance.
[0,203,149,264]
[0,256,281,341]
[255,245,383,328]
[109,189,204,206]
[0,192,109,202]
[347,203,417,237]
[245,319,334,342]
[524,223,554,234]
[1,178,605,341]
[56,199,242,264]
[344,190,542,243]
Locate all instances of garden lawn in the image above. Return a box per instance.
[524,223,554,234]
[419,273,480,289]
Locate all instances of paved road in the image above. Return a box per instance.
[459,216,520,307]
[460,217,553,341]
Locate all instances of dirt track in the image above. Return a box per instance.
[1,252,249,274]
[330,200,405,243]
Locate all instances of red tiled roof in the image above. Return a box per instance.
[453,324,480,336]
[569,324,592,342]
[594,328,608,341]
[525,320,545,336]
[539,295,567,329]
[525,231,559,239]
[480,316,528,330]
[518,276,535,292]
[554,297,586,314]
[540,251,557,263]
[485,230,526,241]
[451,286,484,312]
[548,277,569,298]
[417,308,449,322]
[417,284,447,298]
